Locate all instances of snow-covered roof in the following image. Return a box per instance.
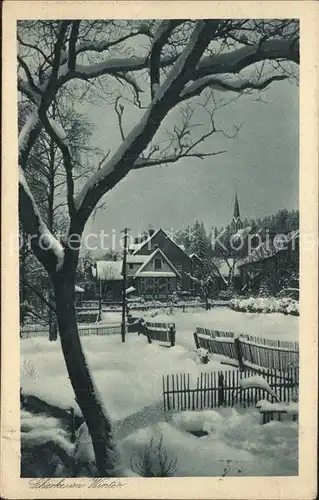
[134,247,182,279]
[135,271,176,278]
[96,260,123,281]
[75,285,84,293]
[190,253,202,261]
[237,230,299,267]
[126,255,148,263]
[132,228,190,258]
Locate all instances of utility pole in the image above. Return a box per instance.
[98,279,102,322]
[121,228,129,343]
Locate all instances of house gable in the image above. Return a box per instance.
[133,228,191,261]
[134,248,182,279]
[132,228,192,290]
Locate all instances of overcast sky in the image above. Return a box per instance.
[82,77,298,253]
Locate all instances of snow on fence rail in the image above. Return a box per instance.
[194,328,299,372]
[162,367,298,413]
[20,323,123,339]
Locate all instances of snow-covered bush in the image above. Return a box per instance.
[130,435,177,477]
[196,347,210,364]
[21,410,76,477]
[230,297,299,316]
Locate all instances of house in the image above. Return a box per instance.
[237,230,299,294]
[91,259,123,300]
[129,228,193,291]
[90,228,194,301]
[127,246,182,298]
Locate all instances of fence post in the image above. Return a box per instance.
[169,325,176,347]
[138,319,152,343]
[145,325,152,344]
[234,336,244,371]
[218,372,225,406]
[193,331,199,349]
[49,320,58,341]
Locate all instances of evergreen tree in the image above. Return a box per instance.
[188,221,211,261]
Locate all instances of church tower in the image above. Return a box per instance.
[231,192,243,232]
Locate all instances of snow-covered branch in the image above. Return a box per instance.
[195,38,299,79]
[18,19,300,241]
[74,20,219,228]
[74,26,153,57]
[19,109,41,169]
[57,54,178,83]
[18,77,42,105]
[19,22,70,170]
[180,73,288,101]
[19,167,65,273]
[17,55,42,97]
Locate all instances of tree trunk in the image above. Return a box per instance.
[52,265,119,477]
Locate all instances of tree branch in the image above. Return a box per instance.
[68,21,80,70]
[17,56,43,97]
[134,150,225,169]
[114,98,125,140]
[74,20,219,229]
[38,110,75,218]
[180,73,288,101]
[19,167,65,274]
[195,38,299,79]
[150,21,184,99]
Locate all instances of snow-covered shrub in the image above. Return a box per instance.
[130,435,177,477]
[196,347,210,364]
[21,410,76,477]
[230,297,299,316]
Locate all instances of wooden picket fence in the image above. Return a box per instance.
[145,321,176,346]
[20,323,123,339]
[162,367,298,412]
[194,328,299,372]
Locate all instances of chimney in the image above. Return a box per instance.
[149,228,155,237]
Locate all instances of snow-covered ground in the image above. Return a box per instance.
[102,306,298,350]
[21,307,298,477]
[21,334,230,421]
[120,407,298,476]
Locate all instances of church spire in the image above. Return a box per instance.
[232,192,243,231]
[234,192,240,221]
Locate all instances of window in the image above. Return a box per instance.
[140,279,145,293]
[176,263,182,271]
[129,263,134,269]
[146,278,154,288]
[155,259,162,270]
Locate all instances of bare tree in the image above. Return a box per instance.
[18,19,299,475]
